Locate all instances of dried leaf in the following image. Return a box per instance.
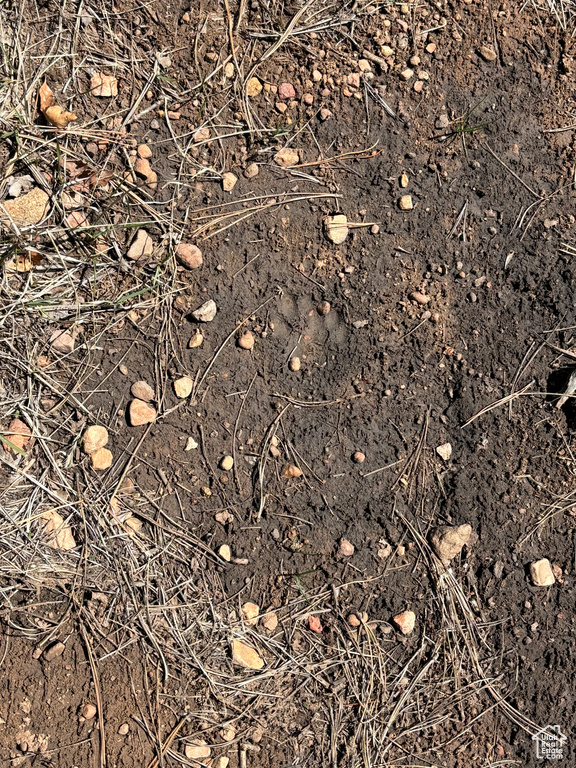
[39,81,77,130]
[38,81,54,113]
[14,251,43,272]
[44,104,78,130]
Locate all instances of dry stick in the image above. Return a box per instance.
[462,381,535,427]
[257,404,292,519]
[110,423,152,501]
[80,625,107,768]
[193,295,277,397]
[146,716,190,768]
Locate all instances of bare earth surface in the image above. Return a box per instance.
[1,0,576,765]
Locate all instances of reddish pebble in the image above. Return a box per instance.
[278,82,296,99]
[352,451,365,464]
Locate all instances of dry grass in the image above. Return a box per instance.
[0,0,560,766]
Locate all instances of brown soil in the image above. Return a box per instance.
[1,0,576,765]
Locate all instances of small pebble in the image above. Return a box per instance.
[317,300,331,316]
[192,300,217,323]
[91,447,113,471]
[128,399,157,427]
[131,381,155,402]
[44,641,65,661]
[174,376,193,399]
[188,330,204,348]
[219,544,231,562]
[479,45,497,62]
[400,172,409,188]
[410,291,430,305]
[529,558,555,586]
[400,68,414,81]
[82,704,97,720]
[399,195,413,211]
[289,357,301,371]
[222,172,238,192]
[261,611,278,631]
[393,610,416,635]
[281,463,302,478]
[244,163,259,178]
[127,229,153,261]
[278,82,296,99]
[352,451,365,463]
[137,144,152,159]
[220,455,234,471]
[118,723,129,736]
[339,538,355,557]
[175,243,203,269]
[436,443,452,461]
[241,601,260,625]
[83,425,109,455]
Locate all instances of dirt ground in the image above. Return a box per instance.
[1,0,576,765]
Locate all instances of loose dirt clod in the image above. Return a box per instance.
[324,214,349,244]
[399,195,413,211]
[174,376,193,399]
[237,331,255,350]
[131,381,155,402]
[175,243,203,269]
[192,299,217,322]
[91,447,113,470]
[436,442,452,461]
[529,558,555,586]
[241,601,260,625]
[430,524,472,565]
[50,329,75,354]
[281,463,302,478]
[231,639,264,670]
[220,455,234,471]
[393,610,416,635]
[83,425,108,455]
[339,538,355,556]
[261,611,278,631]
[410,291,430,305]
[128,399,157,426]
[317,300,331,315]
